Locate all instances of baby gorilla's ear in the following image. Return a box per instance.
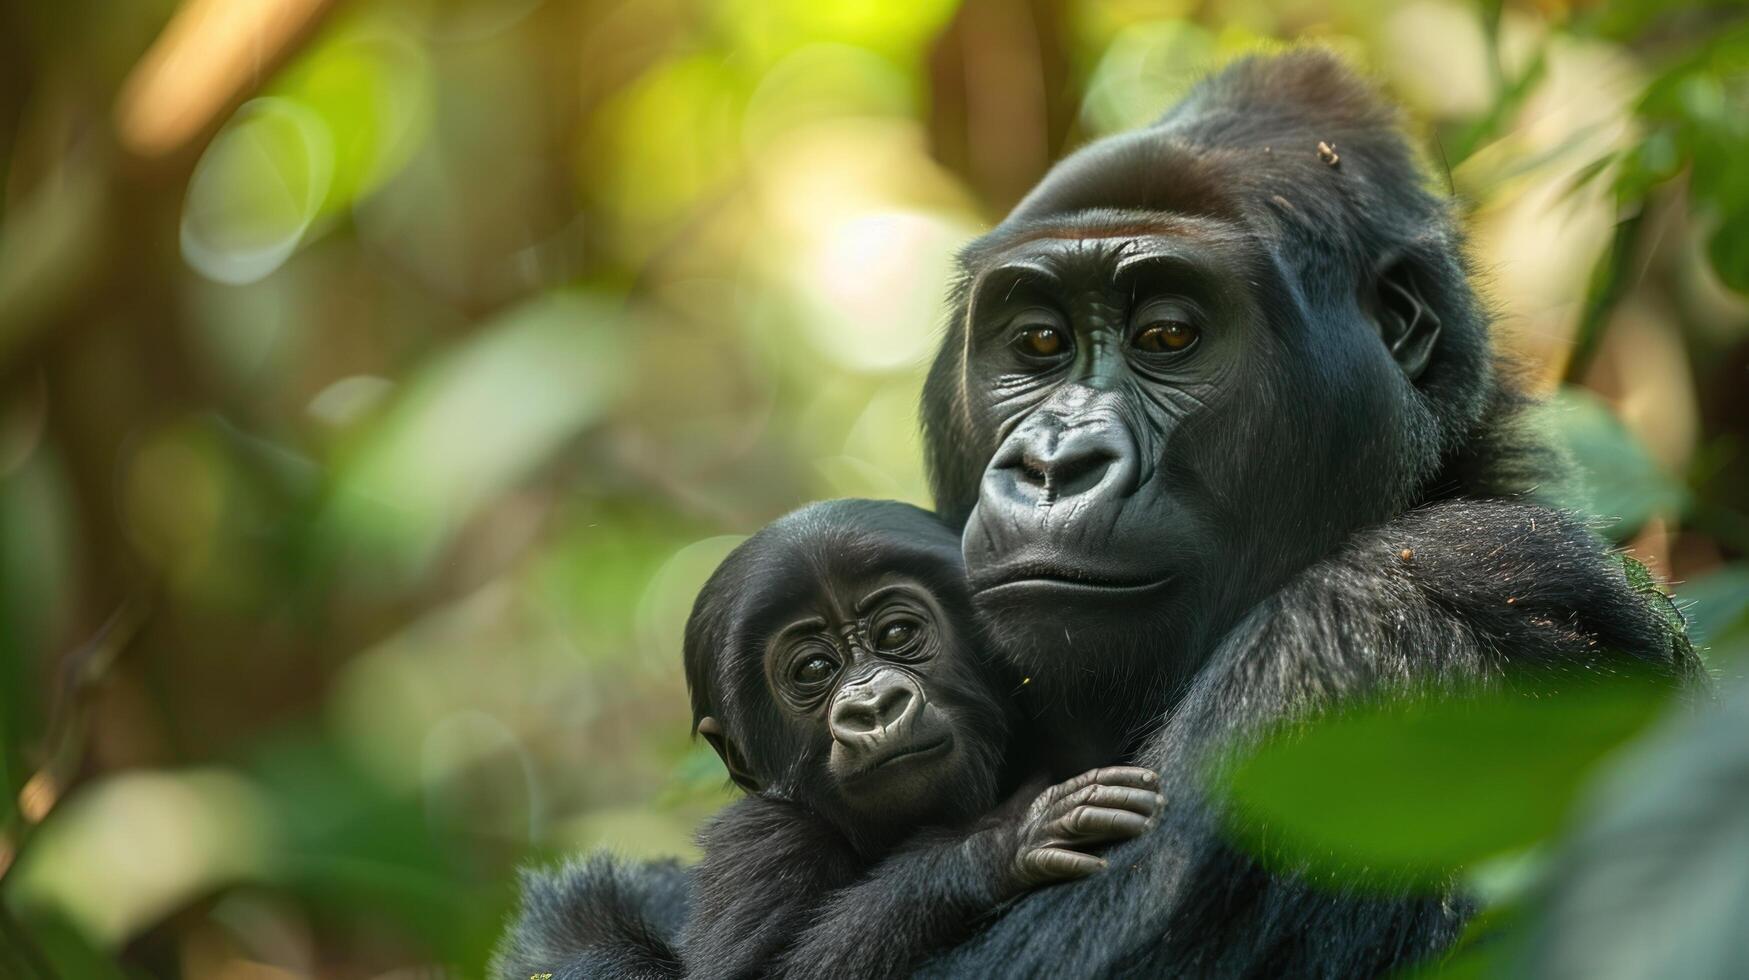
[697,716,762,793]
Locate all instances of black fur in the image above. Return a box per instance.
[495,501,1134,980]
[916,500,1694,978]
[496,50,1703,980]
[904,50,1701,978]
[490,855,689,980]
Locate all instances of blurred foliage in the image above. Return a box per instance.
[0,0,1746,976]
[1224,672,1749,979]
[1221,674,1676,890]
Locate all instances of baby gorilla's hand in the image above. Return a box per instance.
[1006,766,1163,890]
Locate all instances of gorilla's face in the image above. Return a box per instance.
[950,217,1421,683]
[685,499,1013,849]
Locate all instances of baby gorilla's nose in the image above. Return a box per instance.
[828,670,920,748]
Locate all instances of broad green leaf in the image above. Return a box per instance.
[1705,212,1749,294]
[1521,677,1749,979]
[3,909,127,980]
[0,451,76,808]
[271,27,434,217]
[180,97,333,285]
[1397,901,1525,979]
[320,290,630,587]
[1678,564,1749,650]
[6,769,273,947]
[1533,387,1687,539]
[180,22,433,285]
[246,733,511,973]
[1222,679,1672,889]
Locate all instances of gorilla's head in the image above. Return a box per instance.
[683,499,1015,853]
[922,51,1504,693]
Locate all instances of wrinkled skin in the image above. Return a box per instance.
[997,766,1163,893]
[906,50,1701,977]
[678,500,1159,979]
[683,499,1014,852]
[494,51,1701,980]
[939,202,1446,737]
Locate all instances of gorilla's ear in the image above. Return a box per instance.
[696,716,762,793]
[1367,257,1441,380]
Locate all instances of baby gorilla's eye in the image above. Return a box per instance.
[875,619,921,653]
[792,654,838,687]
[1133,319,1199,353]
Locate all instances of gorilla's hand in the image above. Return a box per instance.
[997,766,1162,895]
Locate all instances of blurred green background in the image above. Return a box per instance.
[0,0,1746,976]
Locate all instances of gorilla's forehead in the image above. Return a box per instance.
[962,217,1269,318]
[740,565,940,636]
[965,212,1261,284]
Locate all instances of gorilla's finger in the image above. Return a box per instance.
[1091,767,1160,790]
[1049,783,1163,821]
[1022,847,1108,882]
[1051,805,1154,843]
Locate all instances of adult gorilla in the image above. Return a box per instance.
[491,50,1698,980]
[913,50,1698,976]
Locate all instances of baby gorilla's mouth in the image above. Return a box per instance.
[841,735,953,785]
[871,736,951,771]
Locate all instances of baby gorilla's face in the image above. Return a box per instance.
[687,499,1011,844]
[765,577,984,818]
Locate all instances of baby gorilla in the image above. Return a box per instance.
[491,499,1160,980]
[680,499,1161,978]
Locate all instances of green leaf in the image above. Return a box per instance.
[1520,677,1749,979]
[3,908,127,980]
[319,290,631,588]
[1222,678,1673,889]
[1705,210,1749,293]
[1396,900,1525,979]
[246,734,511,973]
[180,97,334,285]
[1677,564,1749,652]
[1533,387,1687,539]
[1447,47,1546,164]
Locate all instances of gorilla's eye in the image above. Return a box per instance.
[875,618,921,653]
[791,654,838,688]
[1133,319,1199,353]
[1019,327,1064,357]
[1011,315,1071,361]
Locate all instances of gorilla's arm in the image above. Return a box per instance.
[677,795,864,980]
[770,824,1018,980]
[770,767,1162,979]
[489,854,690,980]
[920,499,1697,979]
[490,798,861,980]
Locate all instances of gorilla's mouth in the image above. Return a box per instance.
[970,563,1172,598]
[849,736,952,781]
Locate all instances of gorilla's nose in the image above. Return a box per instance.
[993,415,1136,506]
[829,672,919,748]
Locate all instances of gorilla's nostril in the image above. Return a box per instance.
[830,678,916,741]
[869,685,913,727]
[1051,448,1115,493]
[1020,446,1117,499]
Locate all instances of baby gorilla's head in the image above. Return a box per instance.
[683,500,1016,851]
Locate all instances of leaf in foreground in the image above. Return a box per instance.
[1221,678,1672,889]
[1520,676,1749,980]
